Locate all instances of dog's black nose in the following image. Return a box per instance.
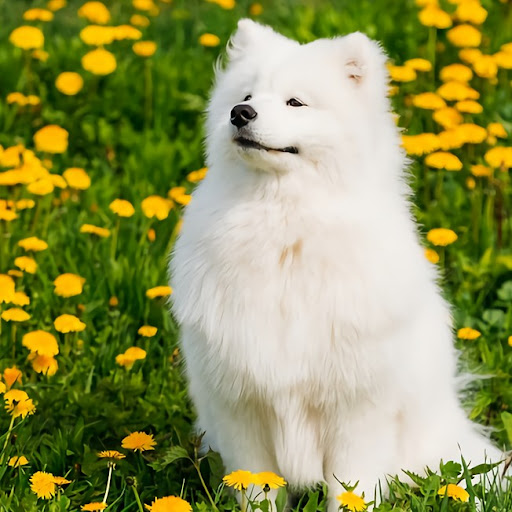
[230,104,257,128]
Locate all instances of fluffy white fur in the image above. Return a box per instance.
[170,19,501,510]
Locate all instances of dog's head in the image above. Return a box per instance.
[206,19,395,181]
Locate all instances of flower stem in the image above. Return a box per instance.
[193,460,219,511]
[102,462,114,504]
[131,485,144,512]
[0,415,16,465]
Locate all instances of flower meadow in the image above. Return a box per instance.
[0,0,511,510]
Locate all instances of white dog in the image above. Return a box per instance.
[170,19,501,510]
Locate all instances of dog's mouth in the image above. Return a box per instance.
[234,137,298,155]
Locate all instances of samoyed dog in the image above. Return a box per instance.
[170,19,501,509]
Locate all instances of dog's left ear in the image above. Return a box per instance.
[338,32,388,89]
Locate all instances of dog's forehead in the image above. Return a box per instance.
[251,41,341,92]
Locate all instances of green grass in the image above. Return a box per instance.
[0,0,511,510]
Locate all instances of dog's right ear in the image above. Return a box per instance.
[227,19,296,60]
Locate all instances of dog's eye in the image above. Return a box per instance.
[287,98,306,107]
[243,95,252,101]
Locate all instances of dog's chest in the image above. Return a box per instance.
[173,197,421,401]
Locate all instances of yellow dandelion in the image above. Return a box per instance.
[388,65,416,82]
[133,0,155,10]
[47,0,66,11]
[473,55,498,79]
[4,367,23,389]
[455,123,487,144]
[253,471,287,489]
[114,25,143,41]
[436,127,469,148]
[16,199,36,210]
[459,48,482,64]
[412,92,446,110]
[130,14,150,27]
[437,81,479,101]
[433,107,463,129]
[447,24,481,47]
[494,51,512,70]
[54,314,86,333]
[30,471,55,499]
[9,26,44,50]
[8,455,29,467]
[55,72,84,95]
[27,178,54,196]
[80,224,111,238]
[29,353,59,376]
[133,41,157,57]
[455,1,487,24]
[82,48,117,76]
[455,100,483,114]
[427,228,458,246]
[418,6,452,28]
[438,483,469,501]
[32,49,49,61]
[22,330,59,356]
[487,123,507,139]
[425,248,440,264]
[484,147,512,168]
[124,347,147,360]
[508,336,512,347]
[82,503,107,511]
[53,273,85,297]
[199,33,221,47]
[53,476,72,486]
[109,296,119,307]
[187,167,208,182]
[1,308,31,322]
[14,256,37,274]
[223,470,255,490]
[141,195,173,220]
[18,237,48,252]
[337,491,367,511]
[249,3,263,15]
[121,431,156,452]
[404,58,432,72]
[34,125,68,154]
[7,92,28,106]
[80,25,116,46]
[98,450,126,460]
[4,389,36,419]
[401,133,439,156]
[63,167,90,190]
[146,286,172,299]
[0,208,17,221]
[145,496,192,512]
[23,8,54,21]
[77,1,110,24]
[109,199,135,217]
[0,274,16,304]
[147,228,156,242]
[138,325,158,337]
[7,270,24,278]
[470,164,492,177]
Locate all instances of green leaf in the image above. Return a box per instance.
[439,460,461,479]
[149,445,190,471]
[501,411,512,445]
[497,281,512,301]
[303,491,319,512]
[483,309,505,327]
[402,470,426,487]
[469,460,503,476]
[275,486,288,512]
